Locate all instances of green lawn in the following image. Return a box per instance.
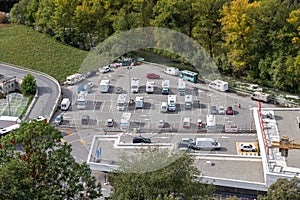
[0,25,87,83]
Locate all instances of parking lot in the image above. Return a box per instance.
[57,63,264,134]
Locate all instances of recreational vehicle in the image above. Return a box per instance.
[206,114,216,129]
[117,94,127,111]
[185,95,193,109]
[161,80,170,95]
[164,67,179,76]
[208,80,228,92]
[120,112,131,129]
[65,73,84,85]
[131,78,140,93]
[99,80,110,93]
[178,79,186,96]
[76,91,87,110]
[251,91,271,103]
[146,81,155,93]
[167,95,176,112]
[135,96,144,109]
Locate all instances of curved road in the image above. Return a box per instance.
[0,63,60,120]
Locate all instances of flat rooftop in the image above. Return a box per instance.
[274,110,300,168]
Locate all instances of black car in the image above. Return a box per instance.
[81,115,90,125]
[132,136,151,144]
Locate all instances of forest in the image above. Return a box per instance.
[4,0,300,93]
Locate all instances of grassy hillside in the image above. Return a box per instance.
[0,25,87,83]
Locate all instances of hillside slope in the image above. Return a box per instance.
[0,25,87,82]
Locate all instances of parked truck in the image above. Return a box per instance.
[251,91,271,103]
[184,95,193,109]
[135,96,144,109]
[208,80,228,92]
[117,94,127,111]
[99,80,110,93]
[131,78,140,93]
[146,81,155,93]
[161,80,170,95]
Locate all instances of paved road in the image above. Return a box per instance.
[0,63,60,120]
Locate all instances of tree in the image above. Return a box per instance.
[258,177,300,200]
[0,121,102,199]
[109,149,214,200]
[220,0,261,76]
[21,74,37,96]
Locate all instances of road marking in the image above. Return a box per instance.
[80,139,88,145]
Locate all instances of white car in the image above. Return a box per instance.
[239,144,257,152]
[100,66,111,73]
[218,106,225,115]
[157,120,166,128]
[106,119,114,127]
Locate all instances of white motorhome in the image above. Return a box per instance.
[251,91,271,103]
[146,81,155,93]
[135,96,144,109]
[76,91,87,110]
[120,112,131,129]
[61,98,71,111]
[195,138,221,150]
[161,80,170,95]
[178,79,186,96]
[117,94,127,111]
[164,67,179,76]
[65,73,85,85]
[99,80,110,93]
[131,78,140,93]
[167,95,176,112]
[206,114,216,129]
[160,102,168,113]
[208,80,228,92]
[184,95,193,109]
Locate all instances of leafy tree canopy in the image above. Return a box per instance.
[109,148,215,200]
[258,177,300,200]
[21,74,37,96]
[0,121,102,200]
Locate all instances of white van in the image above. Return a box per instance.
[61,98,71,111]
[195,138,221,150]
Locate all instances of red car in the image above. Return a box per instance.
[226,106,234,115]
[146,73,160,79]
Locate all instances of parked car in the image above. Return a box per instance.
[100,66,111,73]
[157,119,166,128]
[210,106,218,115]
[132,136,151,144]
[54,114,63,125]
[239,143,257,152]
[106,118,114,127]
[226,106,234,115]
[218,106,225,115]
[85,71,96,78]
[34,116,46,122]
[146,73,160,79]
[81,115,90,125]
[197,119,204,127]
